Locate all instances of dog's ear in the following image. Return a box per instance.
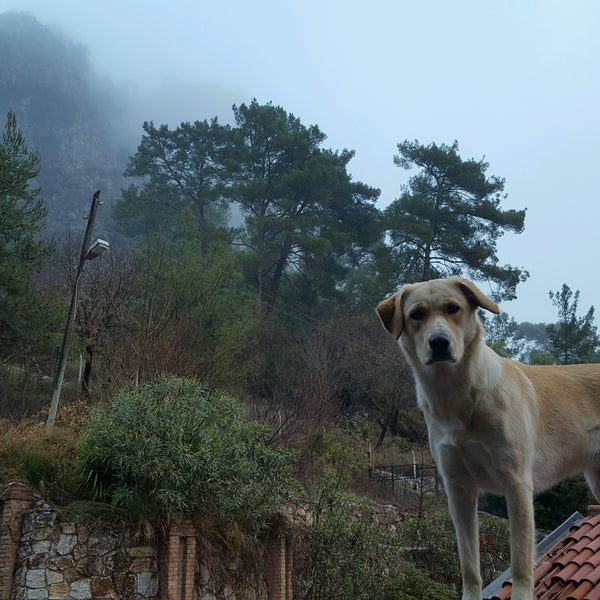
[453,278,500,314]
[376,292,404,339]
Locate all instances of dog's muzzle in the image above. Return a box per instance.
[427,331,454,364]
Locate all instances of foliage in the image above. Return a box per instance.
[0,110,58,363]
[245,316,419,452]
[78,376,295,526]
[482,311,525,359]
[115,99,381,315]
[115,118,231,251]
[0,363,52,418]
[157,234,258,387]
[299,428,371,491]
[400,508,510,592]
[295,486,455,600]
[529,351,555,365]
[534,476,595,530]
[92,236,257,391]
[547,283,599,364]
[228,99,381,313]
[385,140,527,300]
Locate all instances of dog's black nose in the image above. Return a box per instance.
[428,333,451,358]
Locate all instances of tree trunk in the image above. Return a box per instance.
[81,344,93,397]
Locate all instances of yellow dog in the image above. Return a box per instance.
[377,277,600,600]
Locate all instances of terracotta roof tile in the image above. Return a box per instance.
[486,508,600,599]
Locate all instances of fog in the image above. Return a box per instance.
[1,0,599,322]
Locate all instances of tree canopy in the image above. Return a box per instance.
[115,118,231,252]
[114,99,381,314]
[384,140,527,300]
[0,110,56,359]
[547,284,599,364]
[227,99,381,312]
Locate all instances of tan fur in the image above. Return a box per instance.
[376,277,600,600]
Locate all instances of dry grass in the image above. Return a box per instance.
[0,400,92,503]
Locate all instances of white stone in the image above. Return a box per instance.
[136,572,158,598]
[25,569,46,589]
[56,534,76,556]
[69,579,91,599]
[25,589,48,600]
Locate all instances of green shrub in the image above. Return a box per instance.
[77,376,295,526]
[295,484,455,600]
[399,509,510,591]
[534,476,594,530]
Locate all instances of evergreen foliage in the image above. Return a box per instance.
[534,476,595,530]
[385,140,527,300]
[0,110,58,360]
[116,119,231,251]
[295,487,456,600]
[547,283,600,364]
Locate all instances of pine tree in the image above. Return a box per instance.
[384,140,527,300]
[547,284,599,364]
[0,110,54,358]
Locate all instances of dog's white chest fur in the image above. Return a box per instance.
[418,375,517,496]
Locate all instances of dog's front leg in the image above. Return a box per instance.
[445,482,482,600]
[505,477,535,600]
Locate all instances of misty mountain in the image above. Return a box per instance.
[0,11,130,234]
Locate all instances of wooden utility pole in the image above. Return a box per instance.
[46,191,102,432]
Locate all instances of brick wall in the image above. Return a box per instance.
[0,483,34,600]
[160,517,197,600]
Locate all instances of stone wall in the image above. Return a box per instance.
[12,492,159,600]
[0,484,294,600]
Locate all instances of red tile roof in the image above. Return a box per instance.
[489,507,600,600]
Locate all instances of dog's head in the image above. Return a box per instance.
[376,277,500,368]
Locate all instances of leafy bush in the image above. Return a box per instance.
[534,476,594,530]
[400,509,510,590]
[295,484,455,600]
[77,376,295,526]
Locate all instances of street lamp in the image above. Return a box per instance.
[46,191,109,432]
[85,238,110,260]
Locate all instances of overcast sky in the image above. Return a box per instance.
[2,0,599,323]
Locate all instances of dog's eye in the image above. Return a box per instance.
[410,308,426,321]
[446,304,460,315]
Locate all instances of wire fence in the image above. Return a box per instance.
[370,463,443,496]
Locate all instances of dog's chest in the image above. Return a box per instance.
[430,426,508,494]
